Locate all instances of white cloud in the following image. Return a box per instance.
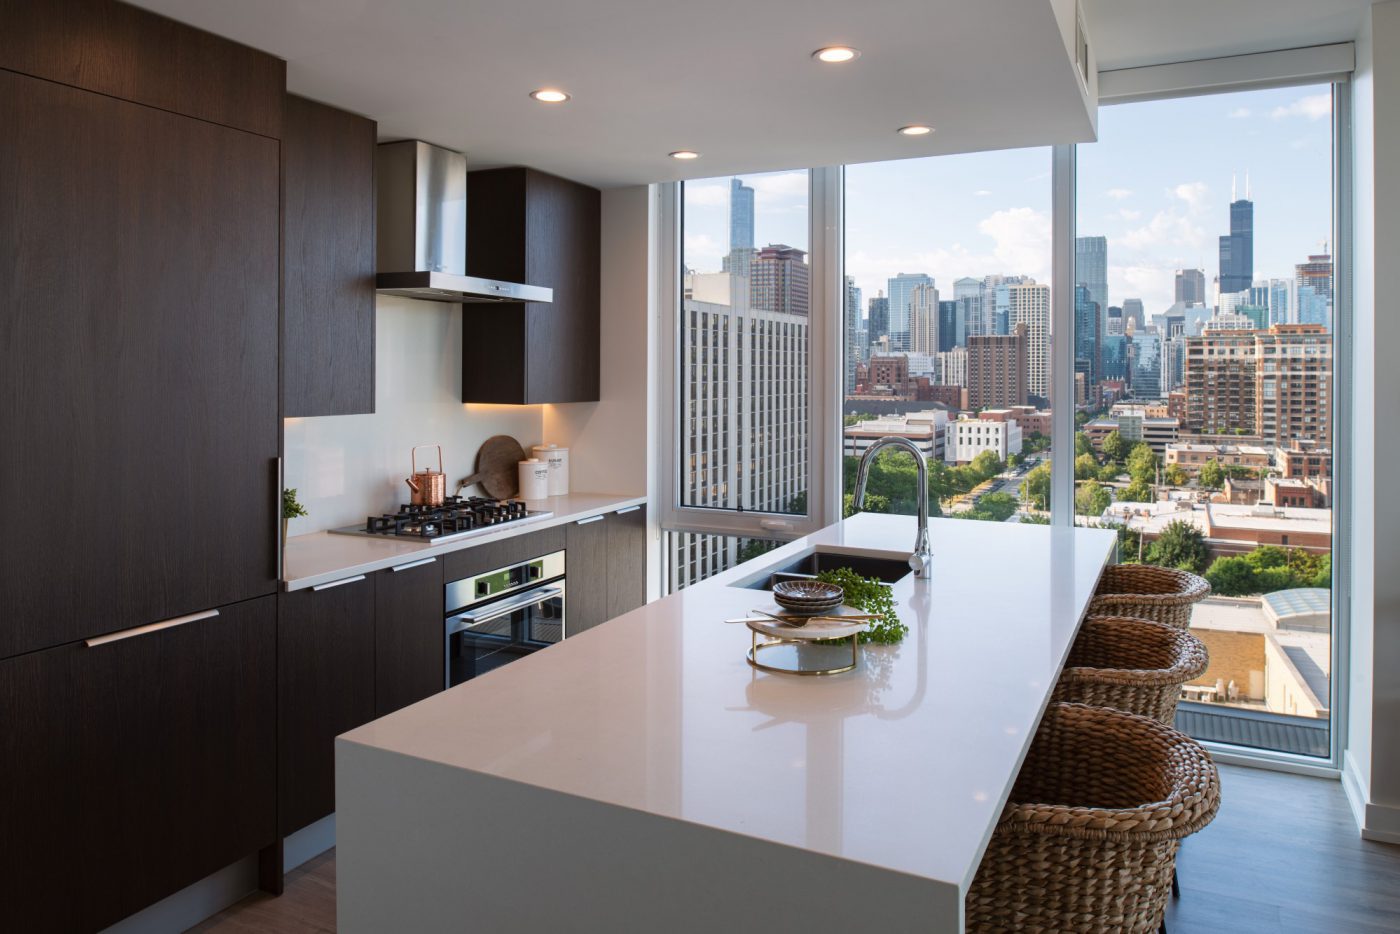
[1121,209,1207,252]
[1108,264,1175,317]
[682,232,721,270]
[1106,187,1132,201]
[1170,181,1209,213]
[974,189,992,197]
[1228,107,1251,119]
[1271,93,1331,121]
[1117,208,1142,221]
[979,207,1052,281]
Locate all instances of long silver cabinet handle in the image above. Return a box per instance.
[86,609,220,648]
[391,557,437,573]
[575,515,604,525]
[614,506,641,515]
[311,574,367,592]
[275,456,284,580]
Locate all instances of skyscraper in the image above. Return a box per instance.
[886,272,934,352]
[908,283,940,354]
[867,292,889,347]
[1106,305,1125,336]
[1295,253,1333,329]
[1175,268,1206,304]
[749,244,809,316]
[1074,284,1101,391]
[966,325,1028,409]
[1269,278,1296,325]
[1219,181,1254,294]
[1007,283,1051,400]
[843,276,863,394]
[1122,298,1145,333]
[954,276,986,337]
[1075,236,1108,319]
[1183,324,1331,445]
[728,178,754,252]
[938,300,962,352]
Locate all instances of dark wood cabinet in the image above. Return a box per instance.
[464,167,601,404]
[0,69,280,661]
[375,556,446,717]
[606,505,649,619]
[278,576,377,836]
[0,596,277,933]
[565,515,610,634]
[282,93,378,417]
[442,525,567,582]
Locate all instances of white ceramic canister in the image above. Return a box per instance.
[517,458,551,501]
[532,444,569,496]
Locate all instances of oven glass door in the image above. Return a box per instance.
[446,581,566,686]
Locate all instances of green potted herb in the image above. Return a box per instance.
[815,567,907,644]
[282,488,308,549]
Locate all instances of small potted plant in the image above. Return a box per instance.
[282,488,308,549]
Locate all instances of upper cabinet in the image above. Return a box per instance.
[465,168,601,404]
[282,94,378,417]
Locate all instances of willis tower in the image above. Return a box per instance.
[1218,173,1254,295]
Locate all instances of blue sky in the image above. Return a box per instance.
[684,83,1332,317]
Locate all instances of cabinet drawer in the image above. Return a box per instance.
[441,525,567,582]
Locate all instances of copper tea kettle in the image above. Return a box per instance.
[405,444,447,507]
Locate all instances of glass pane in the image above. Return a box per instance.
[667,532,782,592]
[680,171,810,519]
[843,150,1053,524]
[1075,85,1335,757]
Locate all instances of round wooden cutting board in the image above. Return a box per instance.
[456,435,526,498]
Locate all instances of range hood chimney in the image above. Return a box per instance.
[375,140,552,304]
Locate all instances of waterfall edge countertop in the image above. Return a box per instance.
[335,514,1116,932]
[280,491,646,590]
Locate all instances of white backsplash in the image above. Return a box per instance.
[283,295,545,534]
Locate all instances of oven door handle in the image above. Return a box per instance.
[448,585,563,633]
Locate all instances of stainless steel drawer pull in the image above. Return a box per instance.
[614,506,641,515]
[312,574,367,592]
[85,609,220,648]
[390,557,437,573]
[575,515,605,526]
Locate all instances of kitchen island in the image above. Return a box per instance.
[336,513,1116,932]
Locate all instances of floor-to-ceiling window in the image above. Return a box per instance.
[1074,83,1340,758]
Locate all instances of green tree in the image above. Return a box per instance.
[1127,443,1158,484]
[1022,462,1052,510]
[970,449,1004,482]
[842,490,891,518]
[1102,430,1128,462]
[1118,478,1154,502]
[1074,432,1094,457]
[1019,513,1051,525]
[736,539,779,563]
[1312,553,1332,588]
[1199,459,1224,490]
[1075,480,1112,517]
[1075,452,1099,480]
[962,492,1019,522]
[1163,463,1189,487]
[1144,519,1210,574]
[1098,463,1122,483]
[1205,555,1256,595]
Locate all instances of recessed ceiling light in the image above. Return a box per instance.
[529,89,570,103]
[812,46,860,64]
[898,125,934,136]
[669,150,700,160]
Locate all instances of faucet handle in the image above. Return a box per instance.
[908,551,932,578]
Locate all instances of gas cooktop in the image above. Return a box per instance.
[329,496,552,545]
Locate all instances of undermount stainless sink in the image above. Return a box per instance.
[738,547,913,591]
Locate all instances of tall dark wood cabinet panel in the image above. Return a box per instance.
[0,0,284,138]
[565,515,610,633]
[606,505,648,619]
[279,576,377,836]
[0,596,277,933]
[375,556,446,717]
[283,93,377,417]
[0,71,280,660]
[464,167,601,404]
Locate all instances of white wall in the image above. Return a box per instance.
[283,295,545,534]
[1344,0,1400,844]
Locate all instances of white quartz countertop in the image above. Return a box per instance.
[340,513,1116,891]
[281,491,645,591]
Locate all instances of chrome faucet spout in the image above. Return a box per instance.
[852,436,933,578]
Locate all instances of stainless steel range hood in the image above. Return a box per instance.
[375,140,552,304]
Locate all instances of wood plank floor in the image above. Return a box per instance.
[190,765,1400,932]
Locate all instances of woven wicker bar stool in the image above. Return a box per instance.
[1089,564,1211,630]
[966,702,1220,934]
[1054,616,1210,724]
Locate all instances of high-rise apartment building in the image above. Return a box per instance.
[1074,284,1101,391]
[1183,324,1331,446]
[1175,268,1206,304]
[1006,283,1050,400]
[843,276,863,394]
[1219,187,1255,294]
[1122,298,1145,333]
[908,283,940,354]
[954,276,986,337]
[938,300,962,351]
[1076,235,1108,317]
[1295,253,1333,302]
[1184,328,1258,435]
[886,272,934,351]
[966,324,1028,409]
[750,244,809,316]
[866,292,889,347]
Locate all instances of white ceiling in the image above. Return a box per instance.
[1085,0,1369,71]
[129,0,1092,188]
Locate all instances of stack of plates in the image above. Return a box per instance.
[772,580,844,617]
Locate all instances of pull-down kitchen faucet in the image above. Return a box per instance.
[852,436,932,578]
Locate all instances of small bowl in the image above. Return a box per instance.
[773,580,843,616]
